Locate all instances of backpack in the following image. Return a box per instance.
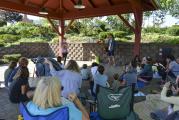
[33,57,62,77]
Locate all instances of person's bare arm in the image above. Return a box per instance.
[44,58,58,76]
[161,82,179,106]
[121,80,126,86]
[21,85,26,95]
[68,93,89,120]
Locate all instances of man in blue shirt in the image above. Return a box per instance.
[93,65,109,94]
[106,34,116,65]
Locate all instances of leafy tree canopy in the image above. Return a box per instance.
[0,10,23,23]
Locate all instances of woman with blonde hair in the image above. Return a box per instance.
[45,59,82,98]
[26,77,89,120]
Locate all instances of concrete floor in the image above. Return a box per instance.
[0,60,163,120]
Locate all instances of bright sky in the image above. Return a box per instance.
[27,14,179,27]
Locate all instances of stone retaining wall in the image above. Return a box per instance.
[0,42,178,65]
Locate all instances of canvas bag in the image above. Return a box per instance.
[97,86,133,119]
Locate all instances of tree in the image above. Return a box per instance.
[152,10,166,26]
[0,10,23,23]
[169,0,179,18]
[144,0,179,26]
[106,15,132,33]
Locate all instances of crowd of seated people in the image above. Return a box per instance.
[6,57,89,120]
[5,54,179,119]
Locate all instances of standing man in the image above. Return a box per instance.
[61,38,68,65]
[106,33,116,65]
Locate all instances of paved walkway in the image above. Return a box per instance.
[0,88,18,120]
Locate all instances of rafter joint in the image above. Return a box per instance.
[118,14,135,33]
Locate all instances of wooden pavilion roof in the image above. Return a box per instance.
[0,0,159,20]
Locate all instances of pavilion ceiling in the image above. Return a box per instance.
[0,0,159,20]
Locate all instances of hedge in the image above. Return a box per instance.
[166,25,179,36]
[99,31,127,40]
[0,20,7,27]
[113,31,127,38]
[0,42,4,47]
[2,54,21,63]
[99,32,112,39]
[0,34,20,43]
[143,27,167,34]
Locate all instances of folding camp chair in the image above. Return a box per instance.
[90,84,140,120]
[19,103,69,120]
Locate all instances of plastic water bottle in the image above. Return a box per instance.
[18,115,23,120]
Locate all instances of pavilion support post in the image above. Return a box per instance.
[58,19,65,56]
[127,0,143,56]
[133,10,143,56]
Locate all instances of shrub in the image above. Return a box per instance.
[99,32,112,39]
[0,20,7,27]
[166,26,179,36]
[143,27,167,34]
[51,37,59,44]
[0,43,4,47]
[19,37,47,43]
[141,33,179,44]
[113,31,127,38]
[0,34,20,43]
[2,54,21,63]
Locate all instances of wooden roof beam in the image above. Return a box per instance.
[107,0,114,5]
[0,1,60,20]
[56,6,69,13]
[41,0,49,7]
[88,0,96,8]
[47,17,61,36]
[70,0,76,5]
[56,0,69,13]
[18,0,24,4]
[63,4,132,19]
[25,0,30,5]
[65,19,75,32]
[118,14,135,32]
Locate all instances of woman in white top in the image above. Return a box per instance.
[45,59,82,98]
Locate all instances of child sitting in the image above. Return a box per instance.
[57,56,64,69]
[120,61,137,86]
[109,73,120,91]
[80,64,91,81]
